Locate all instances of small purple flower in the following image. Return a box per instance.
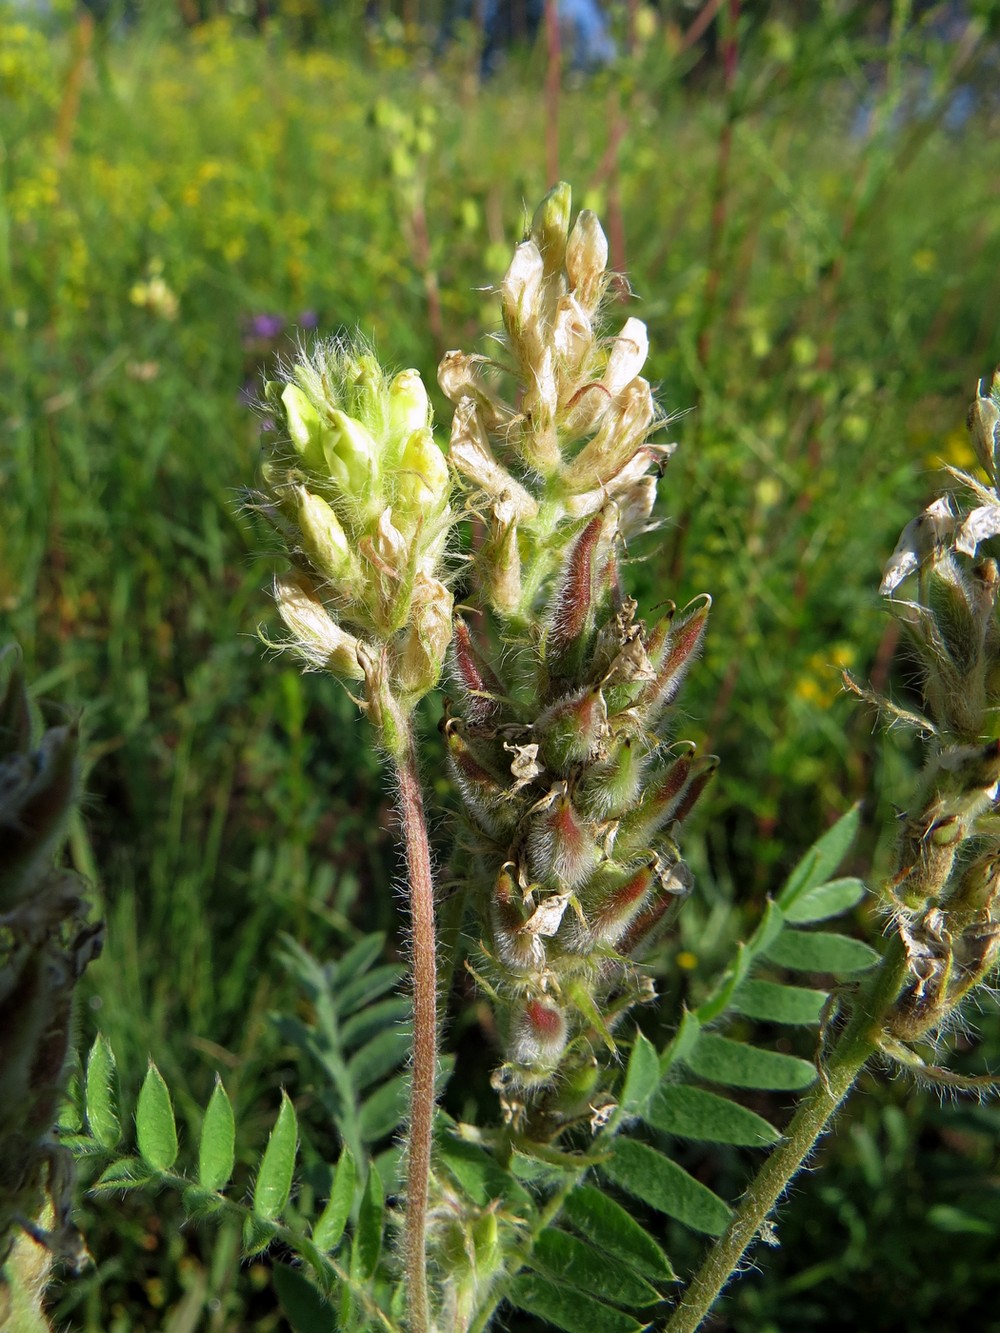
[297,309,319,330]
[249,313,286,339]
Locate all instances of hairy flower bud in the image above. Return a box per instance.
[294,486,356,586]
[566,208,609,313]
[508,998,569,1079]
[395,574,454,700]
[273,572,366,681]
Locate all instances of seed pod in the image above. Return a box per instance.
[536,687,608,773]
[508,998,569,1078]
[527,783,597,890]
[451,618,506,726]
[637,595,711,728]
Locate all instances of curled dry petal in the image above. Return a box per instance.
[956,503,1000,558]
[881,496,956,595]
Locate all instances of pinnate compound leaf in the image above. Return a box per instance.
[340,995,411,1049]
[731,979,828,1026]
[199,1076,235,1192]
[507,1273,645,1333]
[782,876,867,924]
[602,1140,731,1236]
[136,1063,178,1171]
[351,1162,384,1282]
[684,1034,816,1092]
[530,1229,661,1307]
[273,1261,338,1333]
[92,1156,155,1193]
[619,1031,660,1116]
[334,931,389,985]
[645,1084,779,1147]
[253,1092,298,1221]
[312,1150,356,1252]
[85,1034,120,1150]
[561,1184,676,1282]
[778,805,860,912]
[765,929,880,975]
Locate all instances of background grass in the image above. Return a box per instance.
[4,1,1000,1328]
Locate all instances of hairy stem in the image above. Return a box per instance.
[666,935,910,1333]
[394,730,438,1333]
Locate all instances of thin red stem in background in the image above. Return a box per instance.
[395,732,437,1333]
[695,0,739,370]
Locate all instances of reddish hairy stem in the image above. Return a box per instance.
[395,733,437,1333]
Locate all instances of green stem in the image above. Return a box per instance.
[666,935,910,1333]
[393,728,438,1333]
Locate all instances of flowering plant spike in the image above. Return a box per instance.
[438,182,713,1134]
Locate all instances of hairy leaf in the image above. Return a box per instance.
[765,929,880,975]
[254,1092,298,1221]
[731,978,828,1025]
[778,805,860,912]
[619,1031,660,1116]
[561,1185,676,1281]
[92,1156,155,1193]
[136,1063,178,1172]
[199,1075,235,1193]
[602,1140,731,1236]
[684,1034,816,1091]
[313,1150,357,1252]
[783,876,867,924]
[437,1125,532,1209]
[507,1272,646,1333]
[351,1162,384,1282]
[273,1261,338,1333]
[243,1213,278,1257]
[530,1228,661,1307]
[645,1084,779,1147]
[85,1034,120,1151]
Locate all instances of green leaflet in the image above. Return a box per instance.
[85,1034,120,1151]
[777,804,860,912]
[346,1025,411,1094]
[436,1124,532,1209]
[273,1262,339,1333]
[684,1034,816,1091]
[313,1150,357,1252]
[351,1162,384,1282]
[645,1084,779,1147]
[253,1091,298,1221]
[136,1063,178,1172]
[340,996,411,1049]
[618,1031,660,1116]
[334,932,390,984]
[602,1140,731,1236]
[731,978,828,1025]
[765,929,881,975]
[357,1072,409,1143]
[782,876,867,924]
[199,1075,236,1193]
[92,1157,155,1193]
[508,1272,646,1333]
[561,1185,676,1281]
[530,1228,661,1308]
[337,963,407,1017]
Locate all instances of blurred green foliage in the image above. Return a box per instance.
[3,1,1000,1328]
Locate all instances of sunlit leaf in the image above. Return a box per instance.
[198,1075,235,1193]
[530,1228,661,1307]
[684,1034,816,1091]
[731,979,827,1025]
[645,1084,779,1147]
[253,1091,298,1221]
[779,806,860,912]
[561,1185,676,1281]
[313,1150,356,1252]
[765,929,880,975]
[602,1140,731,1236]
[508,1272,645,1333]
[783,876,867,924]
[136,1063,178,1172]
[85,1034,120,1151]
